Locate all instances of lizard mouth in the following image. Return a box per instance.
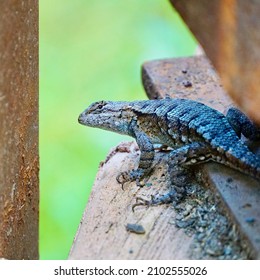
[78,111,112,128]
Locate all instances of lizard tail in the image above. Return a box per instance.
[222,145,260,180]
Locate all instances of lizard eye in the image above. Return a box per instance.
[87,101,107,114]
[95,101,107,110]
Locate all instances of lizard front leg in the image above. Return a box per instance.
[117,129,154,188]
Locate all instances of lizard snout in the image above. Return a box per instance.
[78,112,85,124]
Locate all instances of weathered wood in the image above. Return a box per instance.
[70,56,257,259]
[142,55,233,111]
[170,0,260,123]
[142,56,260,258]
[0,0,38,259]
[69,142,193,259]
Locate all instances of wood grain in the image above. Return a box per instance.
[69,142,193,259]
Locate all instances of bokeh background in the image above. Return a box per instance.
[40,0,197,259]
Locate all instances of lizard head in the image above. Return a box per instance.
[78,100,135,135]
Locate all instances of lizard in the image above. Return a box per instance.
[78,98,260,207]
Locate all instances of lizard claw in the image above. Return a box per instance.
[116,172,129,190]
[132,196,152,212]
[116,169,146,189]
[132,188,186,212]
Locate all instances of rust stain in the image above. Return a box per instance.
[0,0,38,259]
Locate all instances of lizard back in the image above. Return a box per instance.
[131,98,260,179]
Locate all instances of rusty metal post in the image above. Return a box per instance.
[0,0,38,259]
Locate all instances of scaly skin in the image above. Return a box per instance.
[78,98,260,205]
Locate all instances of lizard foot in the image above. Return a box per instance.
[132,188,186,212]
[116,169,146,190]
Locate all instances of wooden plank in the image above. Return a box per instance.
[0,0,38,259]
[142,55,260,259]
[142,55,233,111]
[170,0,260,123]
[69,142,193,259]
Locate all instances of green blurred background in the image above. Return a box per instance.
[39,0,197,259]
